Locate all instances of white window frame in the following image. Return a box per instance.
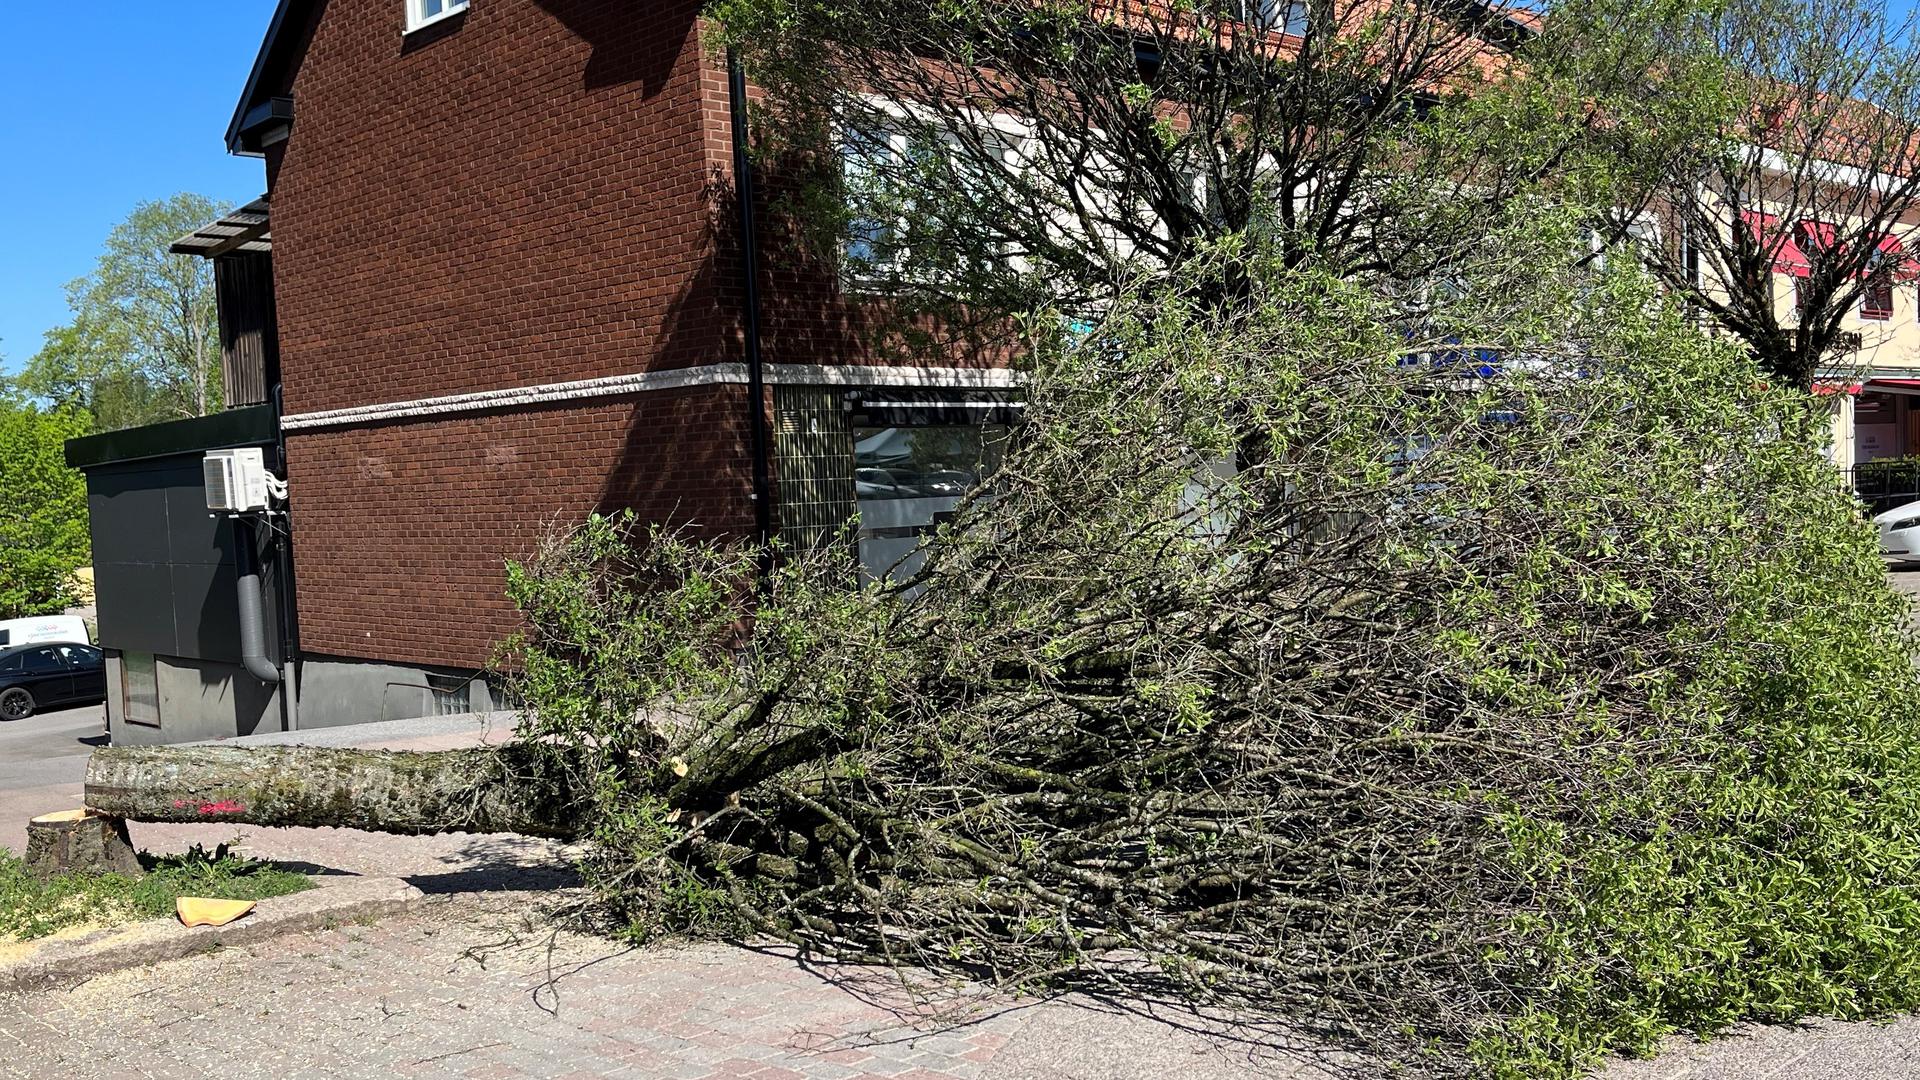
[837,101,1029,288]
[1587,213,1661,271]
[406,0,469,34]
[1239,0,1309,36]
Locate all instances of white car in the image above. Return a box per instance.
[1876,499,1920,560]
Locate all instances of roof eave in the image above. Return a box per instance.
[224,0,306,155]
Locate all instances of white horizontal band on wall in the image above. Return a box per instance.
[278,363,1025,432]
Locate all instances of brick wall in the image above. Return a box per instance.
[265,0,1005,671]
[270,0,751,668]
[286,386,755,668]
[271,0,726,416]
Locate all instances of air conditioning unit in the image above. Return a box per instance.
[204,448,273,512]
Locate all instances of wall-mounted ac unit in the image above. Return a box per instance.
[204,448,273,512]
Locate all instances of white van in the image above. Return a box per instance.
[0,615,92,649]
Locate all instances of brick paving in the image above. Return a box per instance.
[7,892,1917,1080]
[0,897,1332,1080]
[1597,1019,1920,1079]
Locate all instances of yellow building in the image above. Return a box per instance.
[1691,201,1920,473]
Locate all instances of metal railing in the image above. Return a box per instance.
[1848,461,1920,516]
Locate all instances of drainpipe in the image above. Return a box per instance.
[271,384,299,731]
[233,517,282,687]
[728,46,775,563]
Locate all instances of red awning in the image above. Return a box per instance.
[1870,378,1920,391]
[1815,381,1863,395]
[1796,219,1840,254]
[1871,234,1920,281]
[1742,210,1812,277]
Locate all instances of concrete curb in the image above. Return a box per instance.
[0,876,423,994]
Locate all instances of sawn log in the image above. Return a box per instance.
[83,744,581,840]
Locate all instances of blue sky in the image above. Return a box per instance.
[0,3,278,373]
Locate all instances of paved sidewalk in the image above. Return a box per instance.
[0,898,1334,1080]
[1599,1018,1920,1079]
[4,893,1917,1080]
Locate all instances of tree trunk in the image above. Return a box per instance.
[83,745,581,840]
[25,810,143,878]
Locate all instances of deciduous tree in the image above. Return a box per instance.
[1614,0,1920,390]
[85,222,1920,1076]
[16,194,227,428]
[0,401,91,618]
[712,0,1721,329]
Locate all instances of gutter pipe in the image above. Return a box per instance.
[233,516,283,687]
[728,46,775,562]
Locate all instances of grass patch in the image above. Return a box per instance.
[0,843,311,943]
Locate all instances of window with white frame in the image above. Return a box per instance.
[1585,216,1659,270]
[408,0,468,32]
[1239,0,1309,35]
[839,114,1021,286]
[841,124,907,273]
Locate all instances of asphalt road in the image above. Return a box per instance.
[0,703,105,851]
[0,702,105,764]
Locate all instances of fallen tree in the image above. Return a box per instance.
[83,745,580,840]
[82,227,1920,1077]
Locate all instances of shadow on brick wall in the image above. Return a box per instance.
[532,0,697,95]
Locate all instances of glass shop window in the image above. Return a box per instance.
[852,425,1007,502]
[853,425,1009,581]
[1857,391,1898,424]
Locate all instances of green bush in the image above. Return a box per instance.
[510,222,1920,1078]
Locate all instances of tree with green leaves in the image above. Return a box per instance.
[82,214,1920,1077]
[711,0,1725,332]
[1610,0,1920,390]
[0,400,91,618]
[15,194,227,429]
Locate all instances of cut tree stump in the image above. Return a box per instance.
[24,809,143,879]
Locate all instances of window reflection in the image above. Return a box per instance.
[853,426,1004,501]
[853,425,1008,580]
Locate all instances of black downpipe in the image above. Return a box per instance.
[232,516,282,686]
[728,47,775,566]
[271,381,300,730]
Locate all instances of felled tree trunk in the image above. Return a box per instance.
[84,745,581,840]
[25,810,144,878]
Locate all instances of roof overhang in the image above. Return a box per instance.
[64,405,279,471]
[226,0,317,156]
[170,198,272,258]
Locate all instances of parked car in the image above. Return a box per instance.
[1875,499,1920,561]
[0,642,106,720]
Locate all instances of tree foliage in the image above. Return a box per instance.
[14,194,227,429]
[712,0,1724,331]
[0,400,91,618]
[507,217,1920,1077]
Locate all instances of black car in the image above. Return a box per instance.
[0,642,106,720]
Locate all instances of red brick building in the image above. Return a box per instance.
[67,0,1017,744]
